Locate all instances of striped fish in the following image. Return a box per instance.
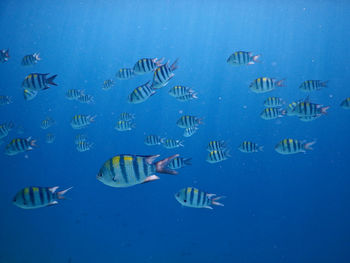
[102,79,115,90]
[168,86,195,98]
[0,95,12,105]
[206,150,230,163]
[162,138,184,149]
[66,89,84,100]
[13,186,72,209]
[275,139,316,154]
[0,49,9,63]
[128,81,156,104]
[340,97,350,109]
[263,97,284,107]
[227,51,260,65]
[144,135,164,146]
[97,154,179,188]
[116,68,134,80]
[23,89,38,101]
[21,53,41,66]
[119,112,135,121]
[260,107,286,120]
[176,115,202,129]
[175,187,224,209]
[46,133,55,144]
[22,73,57,91]
[78,94,94,104]
[115,120,135,131]
[183,127,198,137]
[207,140,227,152]
[133,58,163,75]
[286,101,298,116]
[75,134,88,144]
[176,93,198,102]
[238,141,263,153]
[5,137,37,156]
[292,102,329,117]
[41,117,55,129]
[299,80,328,92]
[76,141,93,152]
[152,59,179,89]
[249,77,285,93]
[0,122,14,139]
[167,157,192,170]
[70,115,96,129]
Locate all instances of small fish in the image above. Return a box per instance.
[249,77,285,93]
[275,139,316,154]
[207,140,227,152]
[119,112,135,121]
[263,97,284,107]
[167,157,192,169]
[70,115,96,129]
[5,137,37,156]
[298,115,321,122]
[260,107,286,120]
[227,51,260,65]
[340,97,350,109]
[22,73,57,91]
[175,187,224,209]
[176,93,198,102]
[292,102,329,117]
[97,154,179,188]
[176,115,202,129]
[133,58,163,75]
[299,80,328,92]
[21,53,41,66]
[128,81,156,104]
[183,127,198,137]
[238,141,263,153]
[41,117,55,129]
[13,186,72,209]
[66,89,84,100]
[115,120,135,131]
[152,59,179,88]
[206,150,230,163]
[168,86,195,98]
[162,138,184,149]
[76,141,93,152]
[0,95,12,105]
[286,101,298,116]
[144,135,164,146]
[78,94,94,104]
[46,133,55,144]
[74,134,88,144]
[0,122,14,139]
[23,89,38,101]
[102,79,115,90]
[0,49,9,63]
[116,68,134,80]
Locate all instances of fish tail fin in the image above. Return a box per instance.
[131,122,136,129]
[192,92,198,99]
[170,58,179,71]
[179,140,184,147]
[304,140,316,151]
[224,148,231,158]
[183,158,192,166]
[321,80,329,87]
[321,106,330,115]
[252,54,261,63]
[34,52,41,61]
[57,187,73,200]
[89,115,97,122]
[154,57,164,66]
[276,78,286,87]
[259,146,264,152]
[211,195,225,207]
[155,154,180,175]
[47,74,58,86]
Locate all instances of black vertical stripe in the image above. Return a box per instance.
[120,156,129,184]
[46,188,51,203]
[29,187,35,206]
[197,190,201,206]
[190,188,194,205]
[133,158,140,181]
[22,189,27,205]
[39,187,44,205]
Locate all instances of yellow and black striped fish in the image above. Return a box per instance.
[116,68,134,80]
[144,135,164,146]
[152,59,179,89]
[175,187,224,209]
[133,58,163,75]
[76,141,93,152]
[0,122,14,139]
[260,107,286,120]
[168,86,195,98]
[21,53,41,66]
[97,154,179,188]
[115,120,135,131]
[227,51,260,65]
[13,186,72,209]
[102,79,115,90]
[207,140,227,152]
[249,77,285,93]
[78,94,94,104]
[238,141,263,153]
[299,80,328,92]
[183,127,198,137]
[70,115,96,129]
[22,73,57,91]
[5,137,37,156]
[0,95,12,105]
[162,138,184,149]
[292,102,329,117]
[23,88,38,101]
[167,157,192,170]
[206,149,230,163]
[275,139,316,154]
[66,89,84,100]
[128,81,156,104]
[41,117,55,129]
[263,97,284,107]
[176,115,202,129]
[340,97,350,109]
[119,112,135,121]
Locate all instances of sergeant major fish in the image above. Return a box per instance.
[292,102,329,117]
[41,117,55,129]
[238,141,263,153]
[227,51,260,65]
[249,77,285,93]
[0,95,12,105]
[21,53,41,66]
[162,138,184,149]
[128,81,156,104]
[66,89,84,100]
[144,135,164,146]
[102,79,115,90]
[116,68,134,80]
[176,93,198,102]
[23,89,38,101]
[70,115,96,129]
[167,157,192,170]
[275,139,316,154]
[207,140,227,152]
[115,120,135,131]
[0,122,14,139]
[299,80,328,92]
[152,59,179,89]
[76,141,93,152]
[175,187,224,209]
[183,127,198,137]
[260,107,286,120]
[176,115,203,129]
[5,137,37,156]
[168,86,195,98]
[78,94,94,104]
[119,112,135,121]
[22,73,57,91]
[133,58,164,75]
[0,49,9,63]
[206,150,230,163]
[264,97,284,107]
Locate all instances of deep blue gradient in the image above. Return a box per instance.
[1,0,350,262]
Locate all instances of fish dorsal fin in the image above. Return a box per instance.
[49,186,59,193]
[144,155,160,164]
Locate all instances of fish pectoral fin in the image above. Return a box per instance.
[204,206,213,210]
[141,175,160,184]
[48,201,58,206]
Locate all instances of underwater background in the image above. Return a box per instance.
[1,0,350,262]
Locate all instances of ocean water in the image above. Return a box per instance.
[1,0,350,262]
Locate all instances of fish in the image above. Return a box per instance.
[0,95,12,105]
[77,94,94,104]
[249,77,285,93]
[46,133,55,144]
[340,97,350,109]
[238,141,263,153]
[207,140,227,152]
[66,89,84,100]
[22,73,57,91]
[23,88,38,101]
[227,51,260,65]
[260,107,286,120]
[152,59,179,89]
[74,134,87,144]
[286,101,298,116]
[128,81,156,104]
[168,86,195,98]
[275,139,316,154]
[13,186,72,209]
[176,93,198,102]
[5,137,37,156]
[0,49,9,63]
[116,68,134,80]
[206,150,230,163]
[175,187,224,209]
[176,115,202,128]
[292,102,329,117]
[21,53,41,66]
[76,141,93,152]
[115,120,135,131]
[144,135,164,146]
[119,112,135,121]
[162,138,184,149]
[167,157,192,169]
[263,97,284,107]
[299,80,328,92]
[183,127,198,137]
[102,79,115,90]
[70,115,96,129]
[133,58,163,75]
[0,122,14,139]
[41,117,55,129]
[97,154,179,188]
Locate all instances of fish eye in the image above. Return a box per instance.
[184,200,187,203]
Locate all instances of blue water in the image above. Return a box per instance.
[1,0,350,262]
